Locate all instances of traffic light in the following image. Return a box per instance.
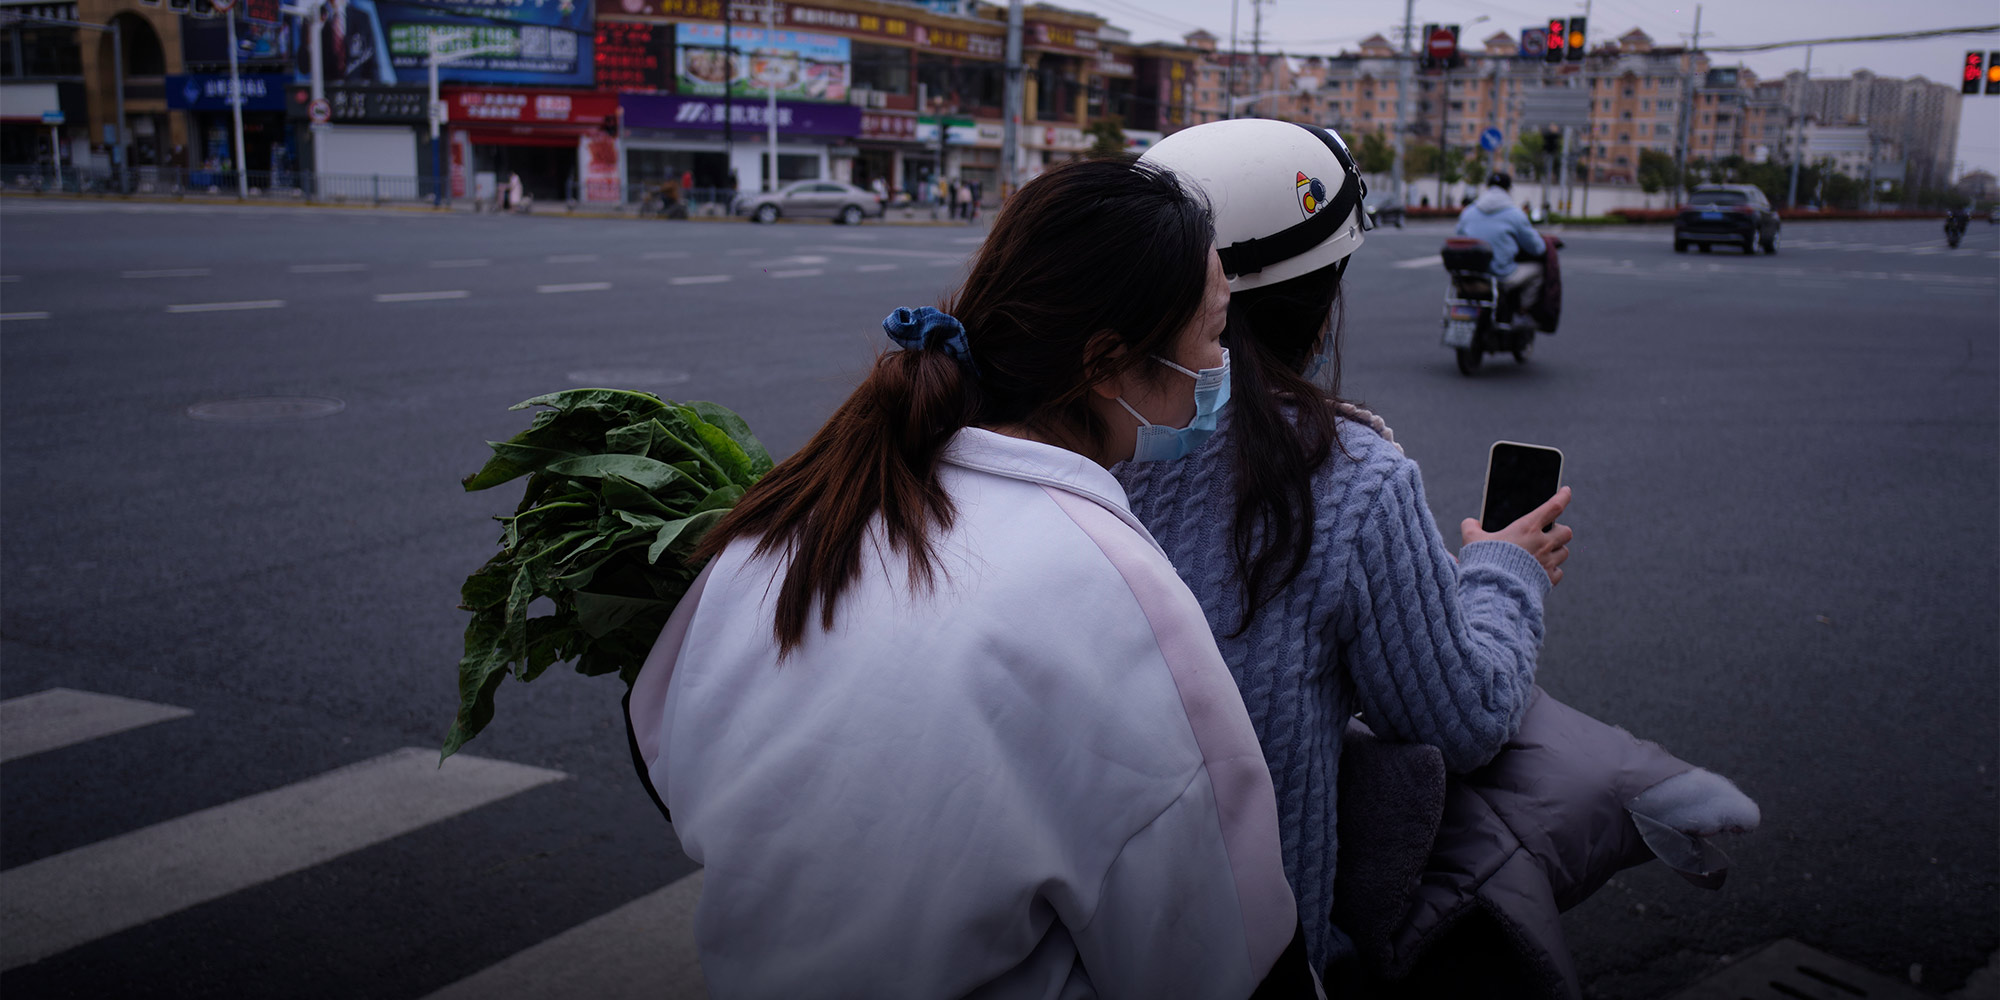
[1565,16,1586,61]
[1545,18,1566,65]
[1443,25,1463,69]
[1964,52,1983,95]
[1988,52,2000,94]
[1421,23,1439,70]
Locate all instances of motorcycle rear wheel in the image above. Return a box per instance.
[1455,348,1483,376]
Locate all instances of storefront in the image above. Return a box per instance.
[1021,123,1089,180]
[286,83,426,184]
[0,81,86,171]
[618,93,860,199]
[164,73,295,184]
[445,87,618,203]
[854,110,917,195]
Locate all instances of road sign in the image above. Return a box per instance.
[1520,86,1591,128]
[1480,127,1505,151]
[1427,26,1455,62]
[308,98,331,124]
[210,0,235,12]
[429,101,449,126]
[40,110,64,125]
[1520,28,1545,61]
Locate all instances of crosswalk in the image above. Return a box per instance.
[0,688,710,997]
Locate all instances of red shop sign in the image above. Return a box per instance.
[860,111,917,141]
[447,89,619,125]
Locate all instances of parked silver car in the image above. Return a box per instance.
[734,180,884,225]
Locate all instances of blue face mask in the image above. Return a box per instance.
[1304,352,1336,392]
[1116,349,1231,464]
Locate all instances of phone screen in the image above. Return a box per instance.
[1481,442,1564,532]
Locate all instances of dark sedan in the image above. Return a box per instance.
[1674,184,1780,254]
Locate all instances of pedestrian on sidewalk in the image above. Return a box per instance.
[956,179,973,222]
[627,157,1320,998]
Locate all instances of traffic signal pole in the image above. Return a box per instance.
[1673,5,1701,205]
[1391,0,1412,208]
[1786,45,1812,208]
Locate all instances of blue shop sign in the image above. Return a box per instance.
[166,74,292,111]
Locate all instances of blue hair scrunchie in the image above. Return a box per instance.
[883,306,980,378]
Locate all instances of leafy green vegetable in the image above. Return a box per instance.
[446,388,770,759]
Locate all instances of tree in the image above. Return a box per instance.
[1439,146,1464,185]
[1406,141,1440,177]
[1085,117,1128,160]
[1636,149,1679,195]
[1508,131,1545,180]
[1463,155,1488,187]
[1356,129,1395,175]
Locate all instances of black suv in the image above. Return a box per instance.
[1674,184,1780,255]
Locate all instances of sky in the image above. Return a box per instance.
[1047,0,2000,180]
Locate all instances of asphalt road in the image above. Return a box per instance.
[1,197,1994,999]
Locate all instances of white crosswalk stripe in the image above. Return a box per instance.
[424,871,708,1000]
[0,726,564,971]
[0,689,192,763]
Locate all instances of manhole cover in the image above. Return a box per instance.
[186,396,346,421]
[565,369,691,388]
[1669,939,1930,1000]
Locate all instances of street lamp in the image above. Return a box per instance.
[428,29,518,206]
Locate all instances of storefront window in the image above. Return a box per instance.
[852,42,910,95]
[1035,57,1080,121]
[760,152,821,186]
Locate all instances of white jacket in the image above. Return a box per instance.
[627,428,1303,999]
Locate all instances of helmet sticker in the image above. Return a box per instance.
[1296,171,1329,219]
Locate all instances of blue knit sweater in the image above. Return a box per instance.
[1114,408,1549,973]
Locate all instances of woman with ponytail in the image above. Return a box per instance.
[625,158,1319,998]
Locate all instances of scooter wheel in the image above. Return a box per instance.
[1455,348,1482,376]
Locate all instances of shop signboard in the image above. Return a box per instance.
[182,13,293,64]
[913,115,977,145]
[675,23,849,103]
[1028,22,1095,55]
[286,83,428,123]
[165,73,291,111]
[291,0,594,88]
[448,88,618,124]
[859,111,917,141]
[612,0,1002,58]
[619,93,860,136]
[596,21,668,91]
[579,130,621,202]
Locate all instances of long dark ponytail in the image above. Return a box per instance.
[698,158,1216,655]
[1223,258,1353,636]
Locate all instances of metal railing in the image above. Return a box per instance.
[0,164,444,205]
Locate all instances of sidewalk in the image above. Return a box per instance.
[0,188,992,228]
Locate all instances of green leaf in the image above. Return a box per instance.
[687,401,775,477]
[512,387,671,419]
[649,507,729,564]
[575,591,670,640]
[543,453,691,492]
[462,453,533,492]
[680,410,758,487]
[601,474,680,519]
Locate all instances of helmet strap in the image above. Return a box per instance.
[1216,122,1369,278]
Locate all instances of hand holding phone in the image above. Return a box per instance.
[1462,441,1573,585]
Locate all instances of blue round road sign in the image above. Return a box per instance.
[1479,127,1505,151]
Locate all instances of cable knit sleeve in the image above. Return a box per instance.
[1339,455,1546,774]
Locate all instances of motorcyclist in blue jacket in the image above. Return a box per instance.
[1456,171,1546,314]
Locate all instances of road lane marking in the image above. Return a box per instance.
[430,258,492,269]
[724,248,760,256]
[166,300,285,313]
[537,282,612,294]
[767,268,824,279]
[752,255,830,267]
[545,254,600,264]
[0,748,564,971]
[927,259,960,267]
[422,871,706,1000]
[375,290,470,303]
[0,311,50,321]
[798,245,962,259]
[856,263,899,272]
[288,263,368,273]
[1392,256,1441,269]
[641,250,691,260]
[670,275,730,286]
[0,689,192,763]
[123,268,211,279]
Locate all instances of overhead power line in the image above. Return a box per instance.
[1696,23,2000,53]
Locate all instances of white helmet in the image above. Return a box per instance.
[1141,119,1370,292]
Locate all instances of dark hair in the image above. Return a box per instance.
[1222,259,1353,636]
[1488,170,1514,191]
[699,158,1216,654]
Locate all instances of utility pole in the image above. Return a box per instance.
[762,0,776,192]
[1002,0,1021,197]
[1437,61,1449,207]
[1576,0,1591,215]
[722,0,734,197]
[1248,0,1269,117]
[1786,45,1811,208]
[1392,0,1412,207]
[223,6,248,198]
[110,19,125,191]
[1672,4,1701,205]
[1225,0,1238,119]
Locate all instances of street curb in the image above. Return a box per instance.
[0,191,989,228]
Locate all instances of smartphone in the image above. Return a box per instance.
[1480,441,1565,533]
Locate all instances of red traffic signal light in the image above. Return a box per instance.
[1988,52,2000,94]
[1545,18,1566,64]
[1965,52,1984,95]
[1564,16,1585,61]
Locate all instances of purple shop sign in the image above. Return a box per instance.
[620,94,861,136]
